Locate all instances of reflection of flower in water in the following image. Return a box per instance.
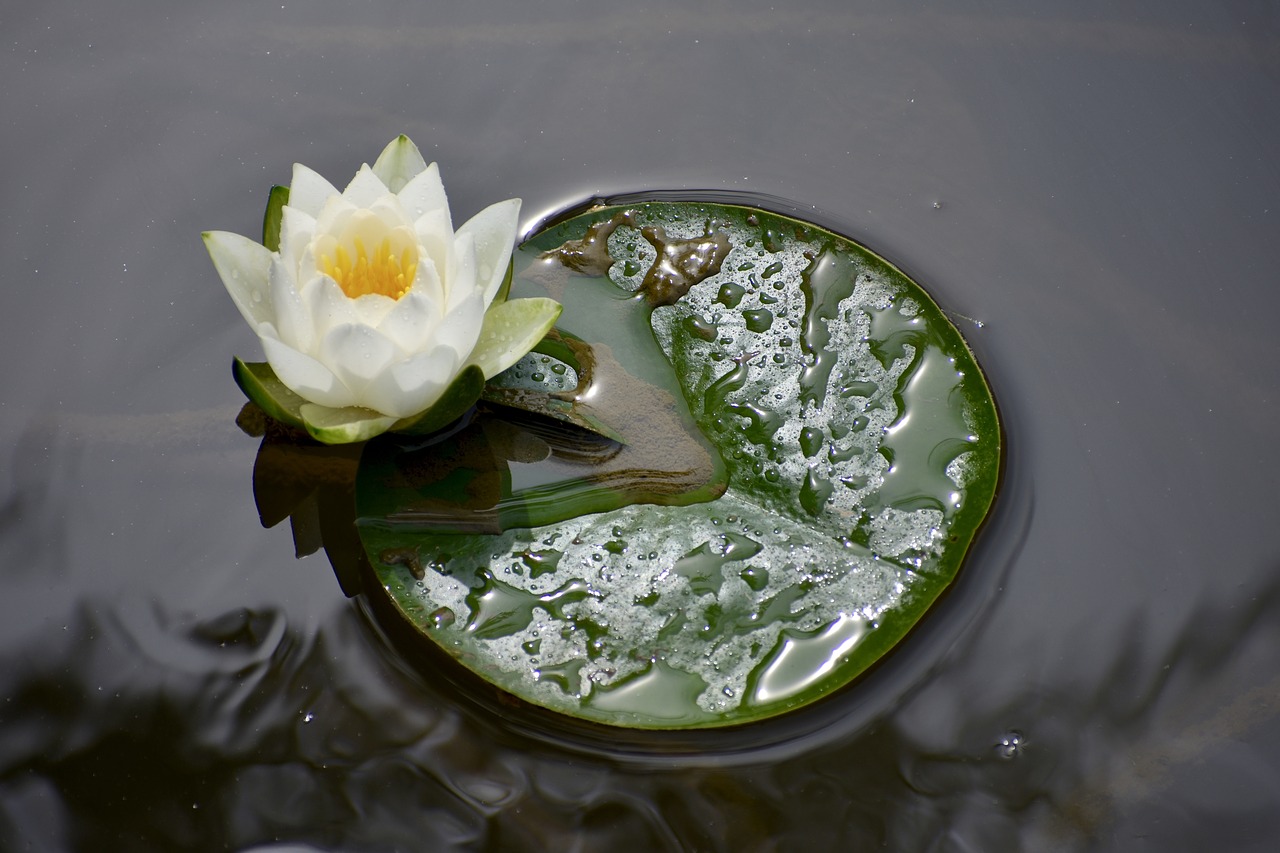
[238,406,367,596]
[237,400,626,596]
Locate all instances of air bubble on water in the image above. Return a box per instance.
[995,731,1025,760]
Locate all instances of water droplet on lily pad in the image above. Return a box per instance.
[359,200,1000,729]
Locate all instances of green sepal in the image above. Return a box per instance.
[233,357,307,430]
[262,185,289,252]
[390,365,486,435]
[298,404,397,445]
[234,358,485,445]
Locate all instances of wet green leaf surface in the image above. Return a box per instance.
[359,201,1001,728]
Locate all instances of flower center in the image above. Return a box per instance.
[321,237,418,301]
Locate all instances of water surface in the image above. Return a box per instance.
[2,1,1279,850]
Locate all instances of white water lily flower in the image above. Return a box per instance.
[204,136,560,443]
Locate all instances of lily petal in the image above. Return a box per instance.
[399,162,451,230]
[261,335,355,409]
[367,195,417,232]
[457,198,521,306]
[408,251,446,308]
[436,290,485,359]
[342,164,392,207]
[414,209,453,284]
[371,135,427,194]
[203,231,274,329]
[278,205,317,273]
[313,192,360,236]
[467,297,563,379]
[299,273,359,340]
[343,208,410,258]
[350,292,399,328]
[446,231,479,312]
[377,288,444,354]
[317,323,398,404]
[288,164,340,217]
[362,344,459,418]
[268,255,313,352]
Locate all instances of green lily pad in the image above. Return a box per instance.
[358,201,1001,729]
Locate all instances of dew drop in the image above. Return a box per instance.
[743,308,774,333]
[799,468,834,516]
[715,282,746,309]
[798,426,824,458]
[740,565,769,591]
[840,380,878,399]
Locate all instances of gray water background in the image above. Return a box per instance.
[2,1,1278,850]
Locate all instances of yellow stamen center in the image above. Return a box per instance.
[321,237,418,300]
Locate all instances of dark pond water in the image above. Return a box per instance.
[3,1,1279,850]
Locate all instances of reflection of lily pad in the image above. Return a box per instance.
[358,201,1001,729]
